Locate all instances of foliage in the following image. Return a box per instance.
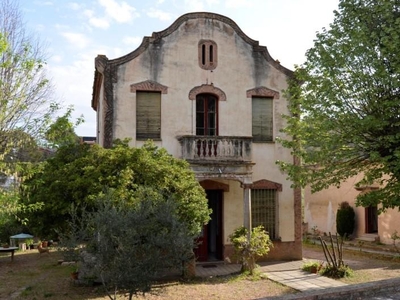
[320,264,353,278]
[0,0,59,168]
[390,230,400,253]
[319,233,352,278]
[21,141,210,238]
[0,0,68,230]
[44,106,83,149]
[64,190,196,300]
[277,0,400,211]
[229,226,273,274]
[301,260,324,273]
[336,202,355,237]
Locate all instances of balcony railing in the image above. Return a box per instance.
[177,136,252,162]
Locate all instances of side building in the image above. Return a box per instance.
[91,12,301,261]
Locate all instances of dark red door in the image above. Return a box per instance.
[194,190,223,262]
[365,206,378,233]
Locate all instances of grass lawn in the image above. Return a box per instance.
[0,249,295,299]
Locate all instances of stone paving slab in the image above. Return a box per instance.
[259,260,347,292]
[195,260,347,294]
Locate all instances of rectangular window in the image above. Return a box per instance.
[136,91,161,140]
[252,97,273,142]
[251,189,277,239]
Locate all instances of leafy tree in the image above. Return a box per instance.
[0,0,59,167]
[45,106,83,149]
[21,141,210,238]
[69,190,195,299]
[0,0,60,224]
[278,0,400,211]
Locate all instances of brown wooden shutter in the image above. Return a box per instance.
[252,97,273,142]
[136,91,161,139]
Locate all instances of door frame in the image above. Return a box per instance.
[194,189,224,262]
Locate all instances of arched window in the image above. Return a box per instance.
[196,94,218,136]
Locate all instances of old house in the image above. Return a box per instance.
[91,12,302,261]
[304,175,400,245]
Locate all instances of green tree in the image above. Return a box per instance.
[69,190,195,299]
[278,0,400,211]
[45,106,83,149]
[21,141,210,238]
[0,0,59,167]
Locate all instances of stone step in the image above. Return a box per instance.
[356,234,379,242]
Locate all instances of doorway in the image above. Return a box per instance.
[194,190,223,262]
[365,206,378,233]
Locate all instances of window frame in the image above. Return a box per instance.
[196,93,219,136]
[198,40,218,70]
[136,91,162,140]
[251,188,278,240]
[252,96,273,142]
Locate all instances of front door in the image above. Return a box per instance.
[194,190,223,262]
[365,206,378,233]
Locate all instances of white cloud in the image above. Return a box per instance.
[224,0,253,8]
[51,55,63,63]
[61,32,91,49]
[89,16,110,29]
[122,36,141,46]
[183,0,204,11]
[68,2,81,10]
[147,9,173,22]
[34,1,53,6]
[98,0,139,23]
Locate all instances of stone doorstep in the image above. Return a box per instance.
[356,234,380,243]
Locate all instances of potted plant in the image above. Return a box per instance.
[302,261,324,274]
[70,266,79,280]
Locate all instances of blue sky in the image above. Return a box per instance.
[22,0,339,136]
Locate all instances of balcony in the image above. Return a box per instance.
[177,136,253,181]
[177,136,252,162]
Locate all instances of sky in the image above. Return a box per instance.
[21,0,340,136]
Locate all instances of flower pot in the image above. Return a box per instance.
[71,272,79,280]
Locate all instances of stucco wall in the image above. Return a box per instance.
[94,13,301,259]
[304,174,400,245]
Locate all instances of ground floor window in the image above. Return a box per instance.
[251,189,277,239]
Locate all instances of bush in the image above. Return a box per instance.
[301,261,324,273]
[336,202,355,238]
[229,226,273,274]
[320,264,353,278]
[62,189,196,300]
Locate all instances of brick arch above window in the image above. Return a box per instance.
[188,84,226,101]
[200,180,229,192]
[130,80,168,94]
[247,179,282,191]
[246,86,279,99]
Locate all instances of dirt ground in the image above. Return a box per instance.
[1,245,400,299]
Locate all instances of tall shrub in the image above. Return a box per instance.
[229,226,273,274]
[336,201,355,238]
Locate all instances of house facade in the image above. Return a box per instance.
[304,174,400,245]
[91,12,302,261]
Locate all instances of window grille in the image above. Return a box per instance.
[251,189,277,239]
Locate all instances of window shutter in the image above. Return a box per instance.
[252,97,273,142]
[136,91,161,139]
